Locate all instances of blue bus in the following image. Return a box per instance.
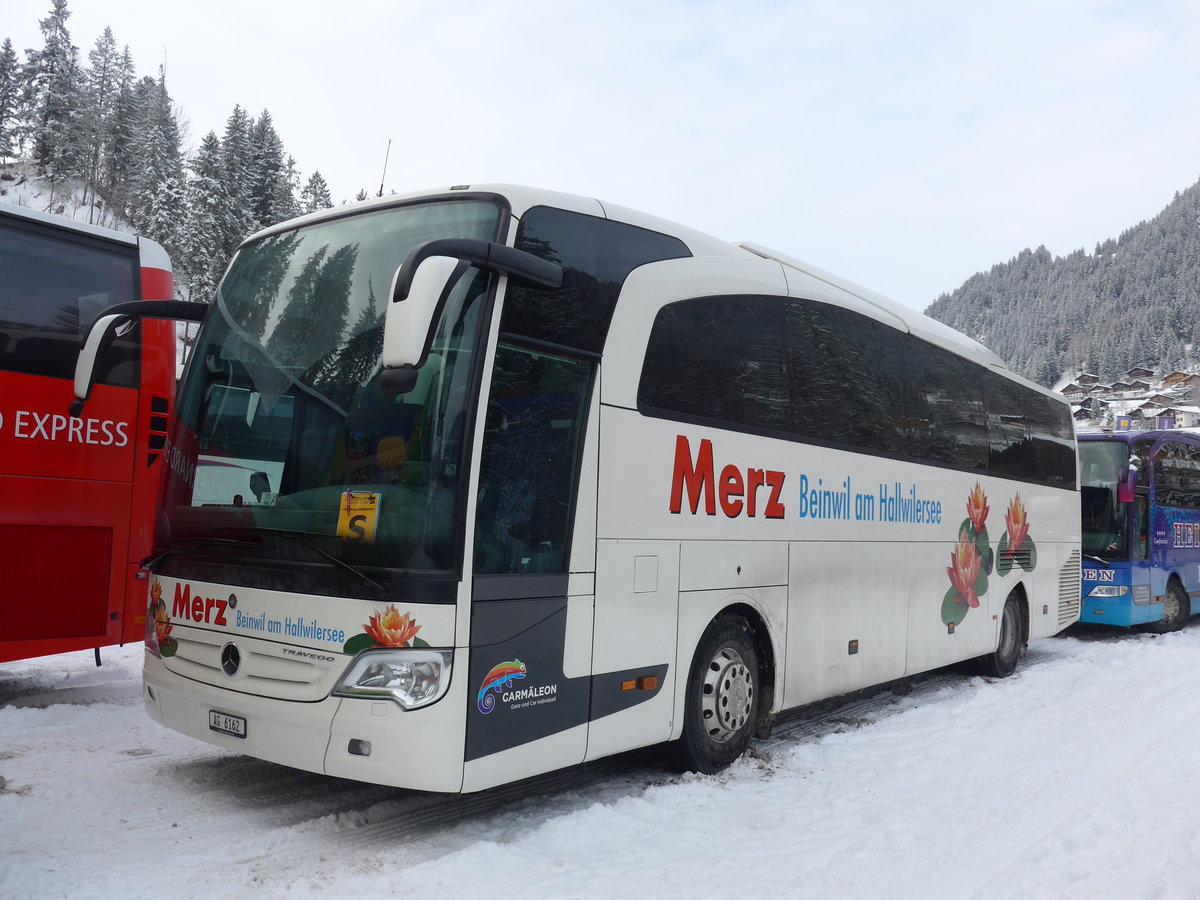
[1079,430,1200,631]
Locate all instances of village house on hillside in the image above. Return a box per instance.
[1065,370,1200,432]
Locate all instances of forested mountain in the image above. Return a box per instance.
[0,0,338,302]
[926,176,1200,387]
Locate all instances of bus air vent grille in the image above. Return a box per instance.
[145,395,170,468]
[1057,549,1081,626]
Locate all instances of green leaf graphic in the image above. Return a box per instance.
[160,639,178,658]
[942,587,969,626]
[976,531,993,576]
[972,565,989,599]
[412,636,431,648]
[342,632,377,655]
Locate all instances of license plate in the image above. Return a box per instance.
[209,710,247,738]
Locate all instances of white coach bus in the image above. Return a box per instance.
[117,184,1080,792]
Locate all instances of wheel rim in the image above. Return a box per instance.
[700,646,754,744]
[1163,590,1182,625]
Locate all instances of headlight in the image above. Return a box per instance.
[1088,585,1129,598]
[333,649,453,710]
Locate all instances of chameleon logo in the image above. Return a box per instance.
[477,659,527,714]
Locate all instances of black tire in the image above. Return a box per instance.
[666,615,759,774]
[1146,581,1190,634]
[974,593,1023,678]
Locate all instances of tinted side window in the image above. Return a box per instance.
[904,336,988,472]
[985,373,1033,481]
[785,301,905,455]
[639,294,1072,487]
[1023,389,1078,489]
[640,295,787,433]
[0,217,140,384]
[1155,441,1200,509]
[640,295,907,454]
[502,206,690,354]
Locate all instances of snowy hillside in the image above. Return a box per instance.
[0,160,132,230]
[3,629,1199,899]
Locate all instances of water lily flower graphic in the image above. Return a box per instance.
[967,482,990,533]
[153,606,172,646]
[1004,495,1030,559]
[363,605,421,648]
[948,528,983,608]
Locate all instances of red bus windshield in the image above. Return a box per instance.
[0,204,175,663]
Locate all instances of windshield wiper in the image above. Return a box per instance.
[270,530,387,599]
[148,524,387,598]
[1082,554,1112,568]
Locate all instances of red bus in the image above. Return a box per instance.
[0,201,177,663]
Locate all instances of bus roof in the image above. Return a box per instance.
[0,200,171,271]
[243,183,1012,375]
[1080,429,1200,443]
[0,199,138,246]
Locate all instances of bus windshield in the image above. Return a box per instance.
[162,198,503,574]
[1079,439,1131,562]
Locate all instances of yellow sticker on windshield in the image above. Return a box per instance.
[337,491,380,542]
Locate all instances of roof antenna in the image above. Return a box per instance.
[378,139,391,198]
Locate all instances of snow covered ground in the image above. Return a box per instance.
[3,626,1200,899]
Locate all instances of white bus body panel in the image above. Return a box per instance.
[586,540,680,760]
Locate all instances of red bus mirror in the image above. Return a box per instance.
[1117,465,1137,504]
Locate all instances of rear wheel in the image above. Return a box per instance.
[1146,581,1190,634]
[974,593,1023,678]
[667,615,759,774]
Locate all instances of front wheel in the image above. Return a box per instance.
[1146,582,1190,634]
[666,615,760,774]
[974,593,1023,678]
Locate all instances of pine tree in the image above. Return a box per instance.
[178,131,229,303]
[248,109,294,230]
[127,72,185,259]
[80,26,120,222]
[299,171,332,213]
[0,39,20,163]
[102,45,136,204]
[218,104,256,257]
[25,0,85,188]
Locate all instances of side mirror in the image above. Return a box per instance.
[376,237,564,396]
[73,300,208,415]
[379,238,562,395]
[381,255,468,373]
[1117,464,1137,504]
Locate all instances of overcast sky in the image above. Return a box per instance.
[7,0,1200,311]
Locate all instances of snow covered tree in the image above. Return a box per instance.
[24,0,85,184]
[80,26,120,221]
[218,104,256,256]
[102,45,136,203]
[299,171,332,213]
[127,72,185,257]
[0,39,21,163]
[178,131,229,303]
[247,109,295,229]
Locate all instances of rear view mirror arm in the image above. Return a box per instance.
[72,300,208,416]
[390,238,563,303]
